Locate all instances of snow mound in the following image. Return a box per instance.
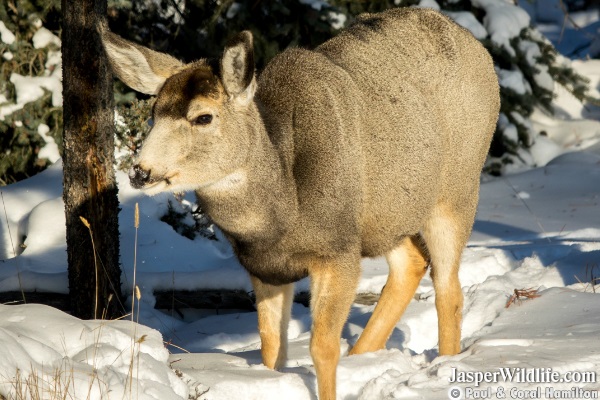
[0,304,188,399]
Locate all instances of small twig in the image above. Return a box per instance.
[7,0,17,14]
[167,0,186,21]
[558,0,598,45]
[94,247,127,314]
[164,341,191,354]
[586,263,599,293]
[506,288,541,308]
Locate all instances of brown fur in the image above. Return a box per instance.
[350,236,429,355]
[309,257,360,400]
[101,8,500,399]
[251,276,294,369]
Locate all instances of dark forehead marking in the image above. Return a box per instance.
[154,61,221,119]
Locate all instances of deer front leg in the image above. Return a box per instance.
[309,257,360,400]
[251,276,294,369]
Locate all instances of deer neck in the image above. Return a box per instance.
[195,116,297,243]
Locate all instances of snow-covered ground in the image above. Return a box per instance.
[1,4,600,400]
[2,147,600,399]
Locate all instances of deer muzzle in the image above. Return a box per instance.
[129,164,152,189]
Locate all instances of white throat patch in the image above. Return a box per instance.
[206,170,248,192]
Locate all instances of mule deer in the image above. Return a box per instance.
[101,7,499,399]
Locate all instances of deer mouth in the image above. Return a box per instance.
[140,174,180,195]
[129,165,179,194]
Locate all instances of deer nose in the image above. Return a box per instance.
[129,164,151,189]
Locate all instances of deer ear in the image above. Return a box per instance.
[221,31,256,103]
[99,25,184,95]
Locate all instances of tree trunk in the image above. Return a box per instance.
[62,0,123,319]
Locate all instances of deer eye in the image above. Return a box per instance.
[192,114,213,126]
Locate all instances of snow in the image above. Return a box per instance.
[496,67,531,95]
[1,6,600,400]
[0,23,62,121]
[0,304,188,399]
[1,115,599,399]
[32,27,61,49]
[528,59,600,160]
[497,113,519,143]
[416,0,441,11]
[444,11,487,40]
[0,21,15,45]
[37,124,61,163]
[518,39,555,93]
[298,0,330,11]
[472,0,531,56]
[139,0,186,25]
[328,12,347,30]
[0,44,62,120]
[519,0,564,24]
[529,7,600,59]
[10,73,62,107]
[226,2,241,19]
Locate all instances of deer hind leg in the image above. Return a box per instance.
[350,235,428,355]
[422,204,472,356]
[309,256,361,400]
[251,276,294,369]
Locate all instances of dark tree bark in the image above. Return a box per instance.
[62,0,123,319]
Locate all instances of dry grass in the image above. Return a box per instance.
[0,203,149,400]
[80,216,99,319]
[0,314,150,399]
[1,361,110,400]
[1,190,26,304]
[575,263,600,293]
